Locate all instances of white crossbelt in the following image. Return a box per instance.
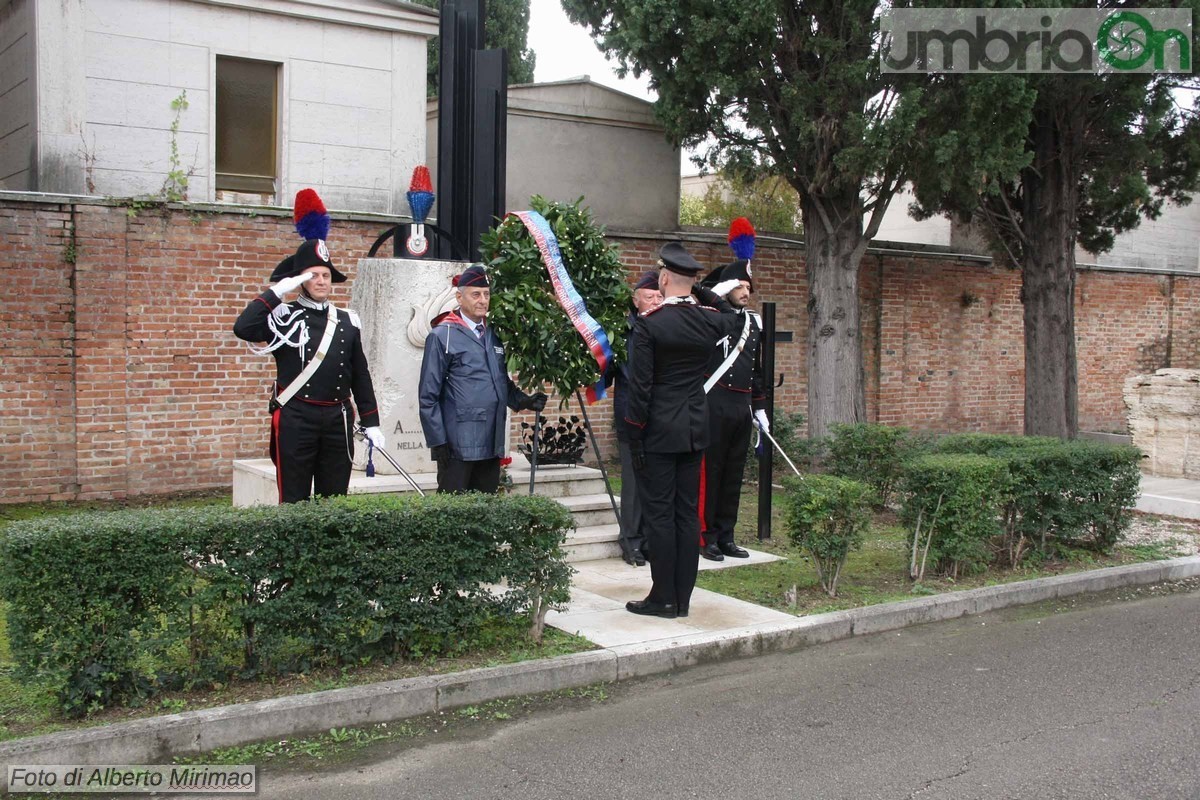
[704,311,756,394]
[275,303,339,408]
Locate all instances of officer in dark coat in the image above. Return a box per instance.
[233,189,384,504]
[624,243,741,619]
[699,256,768,561]
[418,264,547,493]
[611,271,663,566]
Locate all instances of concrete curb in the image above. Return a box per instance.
[3,555,1198,781]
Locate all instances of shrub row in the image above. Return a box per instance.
[0,494,574,716]
[813,426,1143,577]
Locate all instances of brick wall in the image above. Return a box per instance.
[2,195,1196,503]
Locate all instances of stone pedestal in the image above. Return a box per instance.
[348,258,511,476]
[1124,368,1200,477]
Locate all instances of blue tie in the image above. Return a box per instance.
[475,323,484,339]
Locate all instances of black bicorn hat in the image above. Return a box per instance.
[268,239,347,284]
[657,241,705,276]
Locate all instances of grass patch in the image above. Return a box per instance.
[696,489,1191,616]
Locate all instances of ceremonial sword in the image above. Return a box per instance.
[354,424,427,497]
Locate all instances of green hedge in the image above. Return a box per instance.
[826,423,922,506]
[0,494,574,716]
[899,454,1011,579]
[931,433,1142,557]
[781,475,873,597]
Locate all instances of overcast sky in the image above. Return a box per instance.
[526,0,654,101]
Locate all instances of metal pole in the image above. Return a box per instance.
[528,409,541,495]
[575,389,623,536]
[757,302,777,541]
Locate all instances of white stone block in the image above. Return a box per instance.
[287,60,326,103]
[84,77,127,126]
[287,141,325,183]
[84,0,170,40]
[246,12,321,60]
[321,143,388,188]
[169,43,210,91]
[319,186,391,214]
[85,32,170,82]
[125,84,208,134]
[356,107,391,150]
[288,101,358,147]
[90,123,180,173]
[321,24,392,70]
[168,2,251,52]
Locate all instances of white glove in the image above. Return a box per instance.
[754,409,770,434]
[711,278,741,298]
[270,271,314,299]
[364,426,386,449]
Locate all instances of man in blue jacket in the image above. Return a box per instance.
[418,264,547,493]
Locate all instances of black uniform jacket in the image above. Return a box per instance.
[624,297,742,453]
[233,291,380,427]
[705,309,767,412]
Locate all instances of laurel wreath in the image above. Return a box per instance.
[480,196,630,400]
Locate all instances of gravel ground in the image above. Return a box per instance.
[1122,513,1200,556]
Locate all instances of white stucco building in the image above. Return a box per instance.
[428,78,681,232]
[0,0,437,213]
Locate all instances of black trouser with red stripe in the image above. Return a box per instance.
[638,450,703,610]
[701,395,752,546]
[270,401,354,503]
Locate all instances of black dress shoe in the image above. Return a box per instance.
[676,607,689,618]
[632,549,646,566]
[625,599,677,618]
[701,543,724,562]
[718,541,750,558]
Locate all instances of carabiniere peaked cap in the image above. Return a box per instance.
[657,241,705,276]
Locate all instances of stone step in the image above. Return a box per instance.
[232,459,616,505]
[558,493,621,529]
[564,523,623,563]
[505,466,612,498]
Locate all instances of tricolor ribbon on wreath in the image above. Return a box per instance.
[509,209,615,403]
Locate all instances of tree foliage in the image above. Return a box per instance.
[909,3,1200,437]
[680,173,803,234]
[417,0,537,97]
[480,196,630,401]
[560,0,1022,438]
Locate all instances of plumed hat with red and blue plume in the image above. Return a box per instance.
[269,188,346,283]
[701,217,757,292]
[727,217,756,260]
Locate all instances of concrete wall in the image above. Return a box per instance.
[427,80,680,231]
[19,0,435,211]
[0,0,35,189]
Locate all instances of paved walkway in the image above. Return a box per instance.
[547,471,1200,648]
[546,548,789,646]
[1136,474,1200,519]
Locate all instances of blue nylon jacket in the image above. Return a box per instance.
[418,311,525,461]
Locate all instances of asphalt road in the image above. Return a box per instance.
[254,587,1200,800]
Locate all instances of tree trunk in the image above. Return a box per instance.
[803,193,868,440]
[1021,102,1081,439]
